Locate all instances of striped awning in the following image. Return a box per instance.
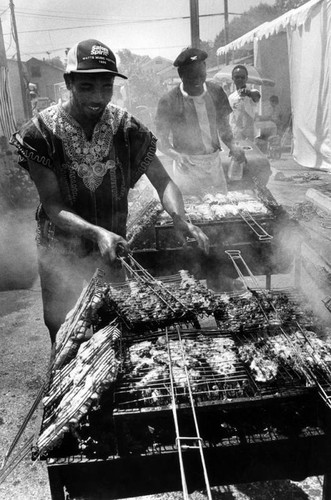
[217,0,324,55]
[0,66,17,139]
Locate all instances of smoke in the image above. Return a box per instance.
[267,214,331,326]
[0,209,38,291]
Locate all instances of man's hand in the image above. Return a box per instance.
[173,152,194,171]
[239,87,260,103]
[172,214,210,254]
[239,87,251,98]
[96,227,129,265]
[229,144,246,164]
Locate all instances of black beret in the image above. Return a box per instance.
[173,48,208,68]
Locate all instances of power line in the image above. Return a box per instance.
[13,10,134,22]
[18,43,189,59]
[2,11,242,36]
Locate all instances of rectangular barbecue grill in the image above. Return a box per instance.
[128,184,299,282]
[33,255,331,500]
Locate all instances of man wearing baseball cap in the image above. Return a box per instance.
[11,39,209,343]
[155,46,245,194]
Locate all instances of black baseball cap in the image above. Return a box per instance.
[65,39,127,79]
[173,47,208,68]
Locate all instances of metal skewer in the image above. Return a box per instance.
[166,326,213,500]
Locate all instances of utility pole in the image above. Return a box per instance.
[0,20,7,68]
[190,0,200,48]
[9,0,31,120]
[224,0,229,64]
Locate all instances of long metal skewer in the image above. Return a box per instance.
[119,254,192,311]
[166,326,213,500]
[0,436,36,485]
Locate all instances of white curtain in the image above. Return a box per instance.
[287,0,331,169]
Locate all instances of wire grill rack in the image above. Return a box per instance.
[100,255,225,332]
[114,326,311,414]
[223,250,331,406]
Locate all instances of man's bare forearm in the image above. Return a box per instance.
[28,160,104,243]
[145,156,185,218]
[159,179,186,219]
[45,203,102,242]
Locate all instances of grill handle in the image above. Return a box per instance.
[238,209,273,241]
[322,296,331,314]
[225,249,262,290]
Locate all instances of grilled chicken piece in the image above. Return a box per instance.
[135,365,168,388]
[171,366,201,388]
[237,200,268,214]
[129,341,153,358]
[249,357,278,382]
[267,330,331,375]
[202,193,217,204]
[238,343,278,382]
[130,357,155,376]
[207,351,237,376]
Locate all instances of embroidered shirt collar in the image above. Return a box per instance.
[55,102,123,135]
[180,82,207,99]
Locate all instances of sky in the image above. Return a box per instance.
[0,0,276,63]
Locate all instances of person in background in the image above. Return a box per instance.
[228,65,261,141]
[155,47,245,195]
[111,85,125,108]
[260,95,284,135]
[10,39,209,343]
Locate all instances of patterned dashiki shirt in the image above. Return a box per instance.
[11,103,157,255]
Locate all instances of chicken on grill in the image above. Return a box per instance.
[238,342,278,383]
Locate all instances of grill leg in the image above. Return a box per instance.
[323,474,331,500]
[48,466,67,500]
[265,274,271,290]
[294,244,302,289]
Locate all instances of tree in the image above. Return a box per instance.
[275,0,309,12]
[117,49,167,117]
[49,56,65,70]
[213,0,310,63]
[199,40,218,68]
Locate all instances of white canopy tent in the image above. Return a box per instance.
[217,0,331,170]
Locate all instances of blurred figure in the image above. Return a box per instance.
[155,47,245,194]
[259,95,284,136]
[255,95,284,158]
[228,65,261,141]
[112,85,126,108]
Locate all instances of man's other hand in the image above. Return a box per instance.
[174,152,195,171]
[230,145,246,164]
[173,214,210,254]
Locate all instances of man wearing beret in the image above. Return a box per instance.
[10,39,209,343]
[155,47,245,194]
[228,65,261,141]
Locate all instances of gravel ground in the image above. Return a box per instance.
[0,153,331,499]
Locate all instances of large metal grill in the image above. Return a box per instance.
[154,188,275,250]
[4,252,331,499]
[131,188,298,280]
